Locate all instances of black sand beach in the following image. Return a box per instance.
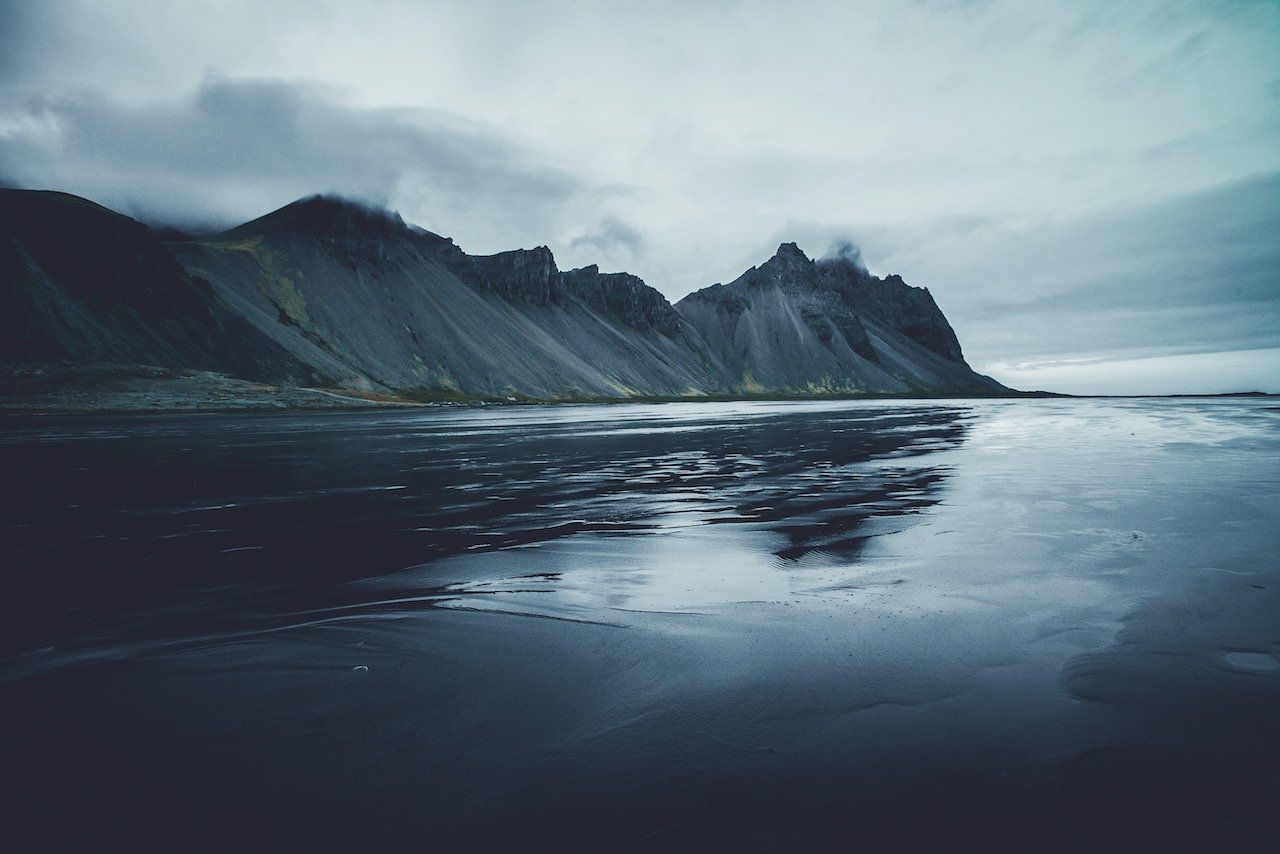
[3,399,1278,850]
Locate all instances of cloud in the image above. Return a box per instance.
[0,74,586,247]
[952,172,1280,352]
[746,172,1280,393]
[816,239,868,273]
[3,1,1278,393]
[569,216,647,259]
[0,0,59,85]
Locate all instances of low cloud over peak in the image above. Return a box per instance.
[0,74,587,250]
[817,239,868,272]
[570,216,647,259]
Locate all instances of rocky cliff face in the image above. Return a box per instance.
[813,258,965,364]
[165,195,720,397]
[559,265,683,334]
[676,243,1004,395]
[468,247,560,306]
[1,190,1011,400]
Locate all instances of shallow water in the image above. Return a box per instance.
[2,399,1278,849]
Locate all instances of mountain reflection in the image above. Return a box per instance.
[1,402,968,655]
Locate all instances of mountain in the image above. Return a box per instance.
[676,243,1005,395]
[0,189,1012,403]
[170,195,721,398]
[0,190,314,384]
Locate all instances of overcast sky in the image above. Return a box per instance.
[2,0,1277,393]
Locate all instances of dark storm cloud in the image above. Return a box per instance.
[946,172,1280,361]
[0,75,583,232]
[569,216,647,258]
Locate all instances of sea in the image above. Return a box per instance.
[2,398,1278,849]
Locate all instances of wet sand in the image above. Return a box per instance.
[2,399,1278,850]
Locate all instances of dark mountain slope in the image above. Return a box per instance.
[676,243,1006,395]
[0,189,316,384]
[2,190,1011,402]
[171,196,722,397]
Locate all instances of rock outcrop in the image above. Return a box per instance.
[560,265,683,334]
[468,247,560,306]
[676,243,1004,395]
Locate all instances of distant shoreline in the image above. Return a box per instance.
[0,362,1036,415]
[2,363,1272,415]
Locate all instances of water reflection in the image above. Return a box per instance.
[5,399,1277,849]
[0,402,968,657]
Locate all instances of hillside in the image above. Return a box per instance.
[0,190,314,385]
[171,196,722,399]
[1,190,1012,404]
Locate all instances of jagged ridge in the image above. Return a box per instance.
[676,242,1003,394]
[0,190,1012,400]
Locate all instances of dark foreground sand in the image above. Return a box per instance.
[2,399,1278,851]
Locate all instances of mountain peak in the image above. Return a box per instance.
[218,194,408,243]
[761,242,814,279]
[773,242,808,262]
[276,194,406,233]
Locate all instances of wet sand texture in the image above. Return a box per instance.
[2,398,1278,850]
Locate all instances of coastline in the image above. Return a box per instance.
[3,398,1276,850]
[1,363,1055,416]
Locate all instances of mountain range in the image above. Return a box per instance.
[0,189,1011,404]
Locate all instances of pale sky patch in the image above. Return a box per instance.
[2,0,1277,393]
